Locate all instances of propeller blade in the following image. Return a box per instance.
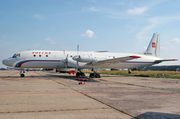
[63,50,65,59]
[65,54,68,70]
[77,44,79,56]
[63,54,68,71]
[76,44,79,70]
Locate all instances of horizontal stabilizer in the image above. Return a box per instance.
[88,55,141,66]
[155,59,178,63]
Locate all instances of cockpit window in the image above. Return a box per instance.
[16,53,20,57]
[12,53,20,58]
[12,54,17,58]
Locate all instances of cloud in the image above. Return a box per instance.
[45,37,55,44]
[32,14,44,19]
[136,16,180,41]
[88,7,99,12]
[82,6,114,14]
[81,30,94,37]
[82,6,148,20]
[171,38,180,43]
[136,18,159,41]
[128,7,148,15]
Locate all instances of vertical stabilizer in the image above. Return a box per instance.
[144,33,160,57]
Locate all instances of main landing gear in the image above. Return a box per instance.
[89,69,101,78]
[76,70,85,77]
[20,68,25,77]
[76,69,101,78]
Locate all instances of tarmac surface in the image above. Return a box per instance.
[0,70,180,119]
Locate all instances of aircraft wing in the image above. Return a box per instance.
[154,59,178,63]
[87,55,141,66]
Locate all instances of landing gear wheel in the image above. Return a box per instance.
[89,73,94,78]
[76,72,80,77]
[79,82,83,85]
[21,74,25,77]
[89,73,100,78]
[76,72,85,77]
[95,73,100,78]
[81,72,85,76]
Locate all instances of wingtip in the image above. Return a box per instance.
[173,59,178,61]
[130,55,141,58]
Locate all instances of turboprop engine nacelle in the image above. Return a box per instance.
[72,55,96,63]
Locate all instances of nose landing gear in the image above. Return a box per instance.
[21,74,25,77]
[20,69,25,77]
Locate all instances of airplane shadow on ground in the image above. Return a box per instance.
[132,112,180,119]
[0,75,44,79]
[101,75,150,78]
[46,74,99,83]
[0,73,99,83]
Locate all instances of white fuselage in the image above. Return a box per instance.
[2,50,162,69]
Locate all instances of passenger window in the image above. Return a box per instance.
[34,55,36,57]
[39,55,41,57]
[46,55,48,57]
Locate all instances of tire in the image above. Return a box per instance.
[80,72,85,76]
[89,73,95,78]
[76,72,80,77]
[21,74,25,77]
[95,73,100,78]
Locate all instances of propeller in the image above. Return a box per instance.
[63,50,68,71]
[76,44,79,70]
[65,54,68,70]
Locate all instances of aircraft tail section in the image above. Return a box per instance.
[144,33,160,57]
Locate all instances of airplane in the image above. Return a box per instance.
[2,33,178,78]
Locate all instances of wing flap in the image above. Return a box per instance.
[87,55,141,66]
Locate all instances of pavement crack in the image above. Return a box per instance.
[101,79,180,93]
[51,79,139,119]
[0,107,110,114]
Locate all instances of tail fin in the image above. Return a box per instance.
[144,33,160,57]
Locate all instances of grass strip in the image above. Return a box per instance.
[83,70,180,79]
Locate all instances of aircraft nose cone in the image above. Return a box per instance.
[2,59,12,66]
[2,59,6,65]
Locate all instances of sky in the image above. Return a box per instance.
[0,0,180,67]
